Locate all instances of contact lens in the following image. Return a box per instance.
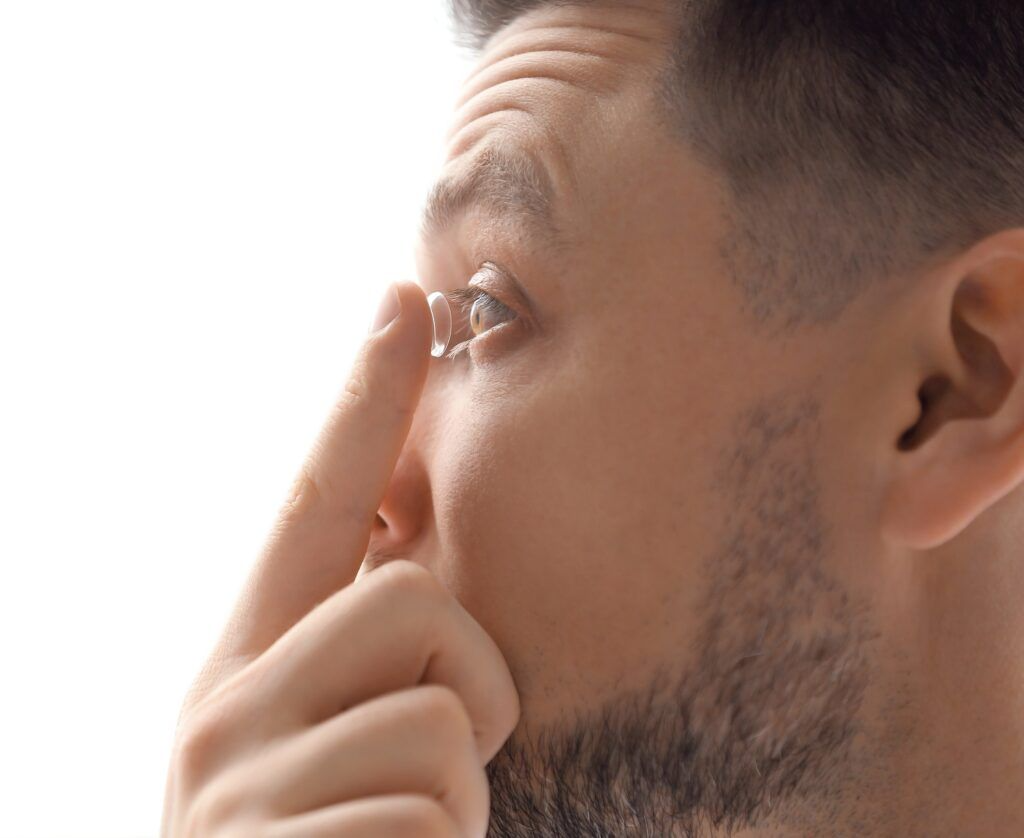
[427,291,453,358]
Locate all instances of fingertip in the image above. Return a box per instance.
[371,281,433,357]
[395,280,433,332]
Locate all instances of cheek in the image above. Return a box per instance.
[428,356,720,710]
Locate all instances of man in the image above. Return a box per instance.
[160,1,1024,835]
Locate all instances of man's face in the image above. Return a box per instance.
[387,1,899,832]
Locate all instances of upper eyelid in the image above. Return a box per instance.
[447,285,511,314]
[446,285,487,312]
[449,263,520,314]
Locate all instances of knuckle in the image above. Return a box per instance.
[183,777,246,837]
[410,687,491,836]
[495,670,523,743]
[281,459,361,528]
[175,717,218,786]
[301,482,374,538]
[281,462,323,522]
[505,689,523,741]
[371,558,445,603]
[415,684,474,744]
[173,703,230,788]
[344,359,417,421]
[342,366,371,405]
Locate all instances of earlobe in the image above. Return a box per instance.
[882,233,1024,551]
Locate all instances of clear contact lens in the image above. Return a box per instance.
[427,291,453,358]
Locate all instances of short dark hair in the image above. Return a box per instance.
[448,0,1024,332]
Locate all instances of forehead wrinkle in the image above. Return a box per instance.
[469,0,675,63]
[454,53,617,111]
[445,97,578,200]
[447,15,672,191]
[450,74,608,146]
[429,4,675,271]
[467,28,658,81]
[463,25,664,94]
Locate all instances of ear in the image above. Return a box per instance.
[882,229,1024,550]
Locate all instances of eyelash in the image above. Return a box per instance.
[440,285,518,360]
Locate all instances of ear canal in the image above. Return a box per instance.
[898,304,1016,452]
[898,375,952,452]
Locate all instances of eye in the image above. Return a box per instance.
[465,287,517,338]
[441,283,520,359]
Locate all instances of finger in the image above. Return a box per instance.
[249,685,489,837]
[230,559,520,765]
[216,281,433,664]
[262,794,462,838]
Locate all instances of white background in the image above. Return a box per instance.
[0,3,475,836]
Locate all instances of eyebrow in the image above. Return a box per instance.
[419,142,561,245]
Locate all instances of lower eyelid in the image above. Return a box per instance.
[439,316,519,363]
[467,316,527,358]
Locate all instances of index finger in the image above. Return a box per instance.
[210,281,433,668]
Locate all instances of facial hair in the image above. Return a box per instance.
[485,391,879,837]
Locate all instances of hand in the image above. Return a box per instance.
[159,282,521,837]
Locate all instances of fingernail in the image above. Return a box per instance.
[369,283,402,334]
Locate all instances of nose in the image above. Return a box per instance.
[360,334,447,578]
[362,444,434,572]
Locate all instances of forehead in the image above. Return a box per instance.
[444,3,677,198]
[421,1,726,322]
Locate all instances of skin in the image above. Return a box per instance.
[402,1,1024,835]
[160,1,1024,836]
